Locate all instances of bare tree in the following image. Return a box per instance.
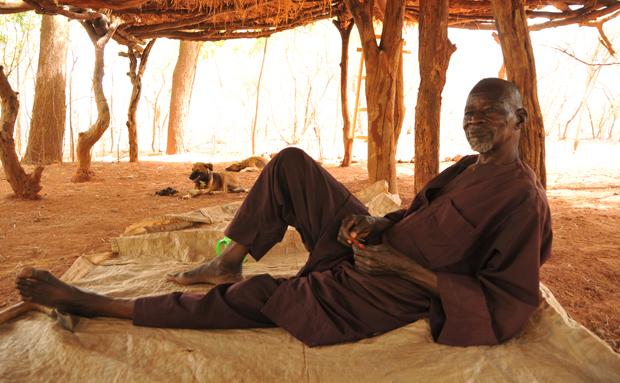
[72,16,119,182]
[0,66,43,198]
[125,39,156,162]
[251,38,269,155]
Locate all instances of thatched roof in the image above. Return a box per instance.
[7,0,620,46]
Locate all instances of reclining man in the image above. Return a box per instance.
[16,78,552,347]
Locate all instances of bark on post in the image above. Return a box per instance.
[490,0,547,187]
[345,0,405,194]
[166,40,202,155]
[23,15,69,165]
[72,17,118,182]
[333,16,354,167]
[126,39,156,163]
[414,0,456,192]
[0,67,43,199]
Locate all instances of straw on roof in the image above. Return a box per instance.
[13,0,618,45]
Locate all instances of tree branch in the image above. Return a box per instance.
[550,46,620,66]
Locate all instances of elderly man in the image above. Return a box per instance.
[16,78,552,347]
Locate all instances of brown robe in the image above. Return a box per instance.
[134,148,552,347]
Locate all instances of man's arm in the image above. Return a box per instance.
[352,244,438,294]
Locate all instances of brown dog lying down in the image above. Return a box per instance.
[225,156,268,172]
[189,163,246,193]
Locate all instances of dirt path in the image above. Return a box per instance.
[1,160,618,352]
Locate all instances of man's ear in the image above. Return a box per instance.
[515,108,527,130]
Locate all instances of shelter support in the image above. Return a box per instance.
[0,67,43,199]
[346,0,405,194]
[491,0,547,187]
[414,0,456,192]
[333,15,354,167]
[126,39,156,163]
[72,17,119,182]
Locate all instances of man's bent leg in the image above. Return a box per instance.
[171,148,368,285]
[16,268,134,319]
[226,147,368,273]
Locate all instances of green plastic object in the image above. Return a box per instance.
[216,236,232,257]
[215,236,249,263]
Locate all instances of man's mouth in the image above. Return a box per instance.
[465,127,491,140]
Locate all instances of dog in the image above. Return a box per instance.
[189,162,246,193]
[225,156,268,172]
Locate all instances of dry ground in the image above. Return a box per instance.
[0,158,618,352]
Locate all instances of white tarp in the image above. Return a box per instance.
[1,198,619,382]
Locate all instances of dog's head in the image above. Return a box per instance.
[189,162,213,182]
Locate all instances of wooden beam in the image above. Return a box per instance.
[0,0,32,14]
[491,0,547,187]
[414,0,455,193]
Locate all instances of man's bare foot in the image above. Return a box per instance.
[15,267,133,319]
[166,256,242,286]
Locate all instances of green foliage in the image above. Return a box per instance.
[0,12,40,74]
[0,12,39,43]
[199,40,225,60]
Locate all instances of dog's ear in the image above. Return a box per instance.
[206,163,214,171]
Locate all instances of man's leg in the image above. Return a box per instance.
[15,267,281,330]
[16,267,135,319]
[169,147,368,285]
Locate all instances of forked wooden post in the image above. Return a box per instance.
[414,0,456,193]
[491,0,547,187]
[333,15,354,167]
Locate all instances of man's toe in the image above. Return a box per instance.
[17,267,35,279]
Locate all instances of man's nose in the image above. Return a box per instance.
[465,111,485,123]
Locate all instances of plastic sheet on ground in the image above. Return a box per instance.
[1,199,619,382]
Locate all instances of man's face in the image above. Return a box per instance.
[462,89,521,154]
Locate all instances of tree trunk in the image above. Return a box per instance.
[251,38,268,155]
[72,18,118,182]
[126,39,156,163]
[346,0,405,194]
[166,40,201,155]
[334,17,354,167]
[0,67,43,199]
[491,0,547,187]
[414,0,456,192]
[23,15,69,165]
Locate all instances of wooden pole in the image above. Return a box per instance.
[414,0,456,192]
[72,18,119,182]
[490,0,547,187]
[126,39,156,163]
[333,16,354,167]
[0,66,43,199]
[346,0,405,194]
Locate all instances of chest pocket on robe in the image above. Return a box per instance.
[411,198,477,269]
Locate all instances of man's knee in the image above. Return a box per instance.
[275,147,312,166]
[226,274,280,307]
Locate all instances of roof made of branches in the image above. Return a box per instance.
[13,0,620,45]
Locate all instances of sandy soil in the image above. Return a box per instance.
[1,157,618,352]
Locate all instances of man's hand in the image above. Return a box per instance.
[337,215,393,247]
[353,243,439,294]
[352,244,408,275]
